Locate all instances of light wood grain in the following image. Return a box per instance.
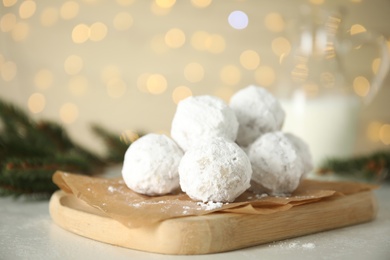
[49,189,377,255]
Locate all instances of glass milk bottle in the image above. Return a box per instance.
[277,6,389,168]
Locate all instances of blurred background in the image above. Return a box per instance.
[1,0,389,161]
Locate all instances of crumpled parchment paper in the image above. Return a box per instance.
[53,171,376,228]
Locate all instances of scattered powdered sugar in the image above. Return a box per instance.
[182,206,190,214]
[132,203,141,208]
[302,243,316,249]
[107,186,115,193]
[247,193,268,200]
[269,240,316,250]
[128,200,169,209]
[196,201,224,211]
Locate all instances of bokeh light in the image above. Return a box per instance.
[40,7,59,27]
[379,124,390,145]
[28,93,46,114]
[34,69,53,90]
[137,73,151,93]
[353,76,370,97]
[309,0,325,5]
[228,10,248,30]
[205,34,225,53]
[165,28,186,48]
[113,12,133,31]
[151,0,173,15]
[101,65,122,83]
[60,103,79,124]
[220,65,241,85]
[372,58,381,75]
[90,22,108,42]
[3,0,18,7]
[0,13,17,32]
[264,12,285,32]
[191,0,211,8]
[172,86,192,104]
[350,24,366,35]
[191,30,209,51]
[1,60,17,81]
[19,0,37,19]
[240,49,260,70]
[184,62,204,83]
[60,1,79,20]
[64,55,83,75]
[155,0,176,8]
[146,74,167,94]
[11,22,29,42]
[271,37,291,56]
[367,121,382,142]
[254,66,275,87]
[72,23,89,43]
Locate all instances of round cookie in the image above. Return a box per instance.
[248,131,305,196]
[122,133,183,196]
[171,95,239,151]
[179,137,252,203]
[285,133,313,176]
[230,85,285,147]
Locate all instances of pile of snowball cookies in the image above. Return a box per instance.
[122,85,313,203]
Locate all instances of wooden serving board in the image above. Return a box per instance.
[49,189,378,255]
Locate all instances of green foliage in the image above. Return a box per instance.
[0,98,135,198]
[318,150,390,183]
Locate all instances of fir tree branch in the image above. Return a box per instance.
[317,150,390,182]
[0,98,141,198]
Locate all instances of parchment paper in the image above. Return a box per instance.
[52,171,376,228]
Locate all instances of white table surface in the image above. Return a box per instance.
[1,172,389,260]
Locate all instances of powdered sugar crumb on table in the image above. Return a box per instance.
[269,240,316,250]
[196,201,224,210]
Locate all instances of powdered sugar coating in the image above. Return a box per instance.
[122,134,183,196]
[285,133,313,176]
[248,131,305,196]
[179,138,252,203]
[230,85,285,147]
[171,95,239,151]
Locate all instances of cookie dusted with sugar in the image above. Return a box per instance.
[179,137,252,203]
[248,131,306,196]
[285,133,313,176]
[122,133,183,196]
[230,85,285,147]
[171,95,239,151]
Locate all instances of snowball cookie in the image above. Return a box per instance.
[230,85,285,147]
[171,95,239,151]
[122,133,183,196]
[179,137,252,203]
[285,133,313,176]
[248,131,305,196]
